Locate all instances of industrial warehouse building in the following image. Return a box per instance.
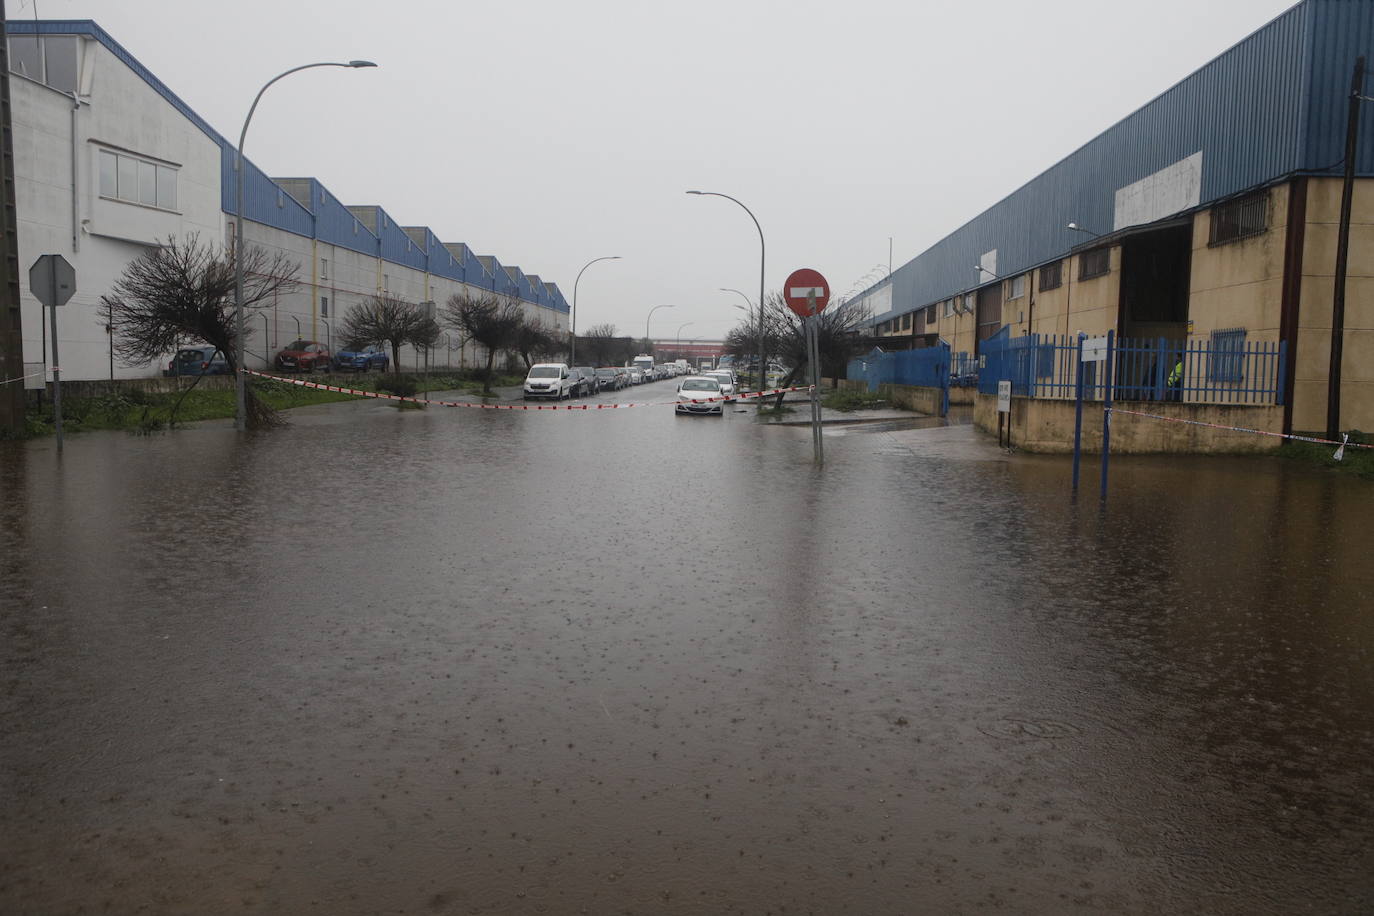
[5,19,568,383]
[853,0,1374,446]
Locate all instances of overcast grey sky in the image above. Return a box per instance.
[12,0,1297,340]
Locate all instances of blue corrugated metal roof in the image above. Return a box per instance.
[11,19,567,307]
[866,0,1372,325]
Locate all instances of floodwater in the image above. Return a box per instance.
[1,385,1372,915]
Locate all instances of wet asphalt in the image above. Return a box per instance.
[1,377,1372,914]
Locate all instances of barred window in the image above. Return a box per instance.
[1210,192,1268,245]
[926,305,936,324]
[1039,260,1063,291]
[1209,328,1246,382]
[1079,248,1110,280]
[901,313,912,331]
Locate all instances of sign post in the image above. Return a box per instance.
[784,268,830,465]
[29,254,76,451]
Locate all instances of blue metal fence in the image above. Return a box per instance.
[977,332,1286,405]
[847,344,950,393]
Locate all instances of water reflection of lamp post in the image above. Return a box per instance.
[233,58,377,430]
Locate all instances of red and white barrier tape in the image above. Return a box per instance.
[1108,406,1373,449]
[243,369,812,410]
[1,369,47,386]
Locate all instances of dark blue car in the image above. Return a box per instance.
[333,344,389,373]
[163,345,229,377]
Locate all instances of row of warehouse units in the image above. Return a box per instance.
[850,0,1374,440]
[4,19,567,383]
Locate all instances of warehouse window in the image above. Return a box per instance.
[901,313,912,331]
[320,296,329,318]
[1039,260,1063,291]
[926,305,936,324]
[1210,192,1268,246]
[98,149,178,210]
[1079,248,1110,280]
[942,300,954,318]
[1005,274,1026,300]
[1209,328,1246,382]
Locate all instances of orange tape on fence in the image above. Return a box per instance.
[243,369,812,411]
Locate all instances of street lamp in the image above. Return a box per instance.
[720,287,752,309]
[675,321,693,356]
[689,190,765,391]
[570,255,620,367]
[645,304,674,347]
[234,59,376,431]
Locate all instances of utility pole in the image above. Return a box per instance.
[1328,55,1365,441]
[0,7,27,436]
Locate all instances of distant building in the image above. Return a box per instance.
[852,0,1374,438]
[6,19,568,380]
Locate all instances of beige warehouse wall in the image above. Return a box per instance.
[1293,177,1374,433]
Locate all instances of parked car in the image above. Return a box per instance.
[574,366,598,394]
[164,345,229,377]
[675,376,725,415]
[703,370,737,400]
[275,339,331,373]
[628,368,643,385]
[523,363,574,400]
[595,367,624,391]
[334,344,389,373]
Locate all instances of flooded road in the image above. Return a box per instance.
[2,386,1372,914]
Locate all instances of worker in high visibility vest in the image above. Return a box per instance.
[1167,356,1184,400]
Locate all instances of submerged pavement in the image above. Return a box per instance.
[2,384,1372,914]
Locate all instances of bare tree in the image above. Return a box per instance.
[442,293,522,392]
[341,295,436,368]
[726,291,871,399]
[101,234,299,428]
[512,321,561,370]
[579,323,623,367]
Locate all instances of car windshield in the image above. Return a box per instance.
[176,349,210,361]
[285,340,308,351]
[596,369,616,377]
[681,379,720,391]
[529,366,560,378]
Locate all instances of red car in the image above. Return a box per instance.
[274,339,331,373]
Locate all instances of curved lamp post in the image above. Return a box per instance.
[645,304,675,348]
[570,255,620,367]
[234,59,376,431]
[689,191,765,390]
[675,321,693,357]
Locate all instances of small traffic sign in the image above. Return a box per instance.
[783,268,829,317]
[997,380,1012,413]
[29,254,76,307]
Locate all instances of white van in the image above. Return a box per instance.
[523,363,573,400]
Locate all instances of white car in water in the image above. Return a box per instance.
[675,376,725,415]
[702,370,736,401]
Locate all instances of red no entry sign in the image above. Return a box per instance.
[783,268,829,317]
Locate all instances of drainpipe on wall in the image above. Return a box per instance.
[69,91,83,253]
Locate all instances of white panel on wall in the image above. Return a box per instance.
[1113,151,1203,231]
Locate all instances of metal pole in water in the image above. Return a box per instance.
[48,262,62,452]
[1072,333,1085,491]
[1100,329,1115,502]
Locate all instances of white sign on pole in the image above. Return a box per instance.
[1082,336,1109,362]
[997,380,1011,413]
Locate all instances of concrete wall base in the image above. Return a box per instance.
[974,394,1284,454]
